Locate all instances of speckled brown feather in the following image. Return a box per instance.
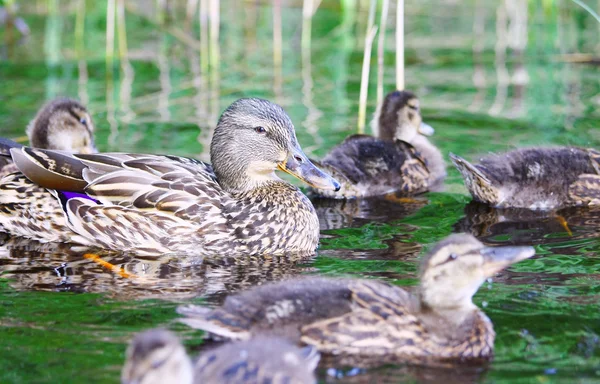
[451,147,600,209]
[0,173,71,242]
[177,277,495,364]
[311,136,430,198]
[0,149,320,256]
[301,280,494,363]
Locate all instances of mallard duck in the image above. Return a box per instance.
[177,233,534,365]
[121,329,319,384]
[309,90,445,199]
[0,98,96,177]
[450,147,600,209]
[0,98,339,256]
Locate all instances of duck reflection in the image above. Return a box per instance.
[311,193,428,230]
[456,201,600,246]
[0,236,313,303]
[319,360,487,384]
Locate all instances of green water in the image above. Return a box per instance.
[1,1,600,383]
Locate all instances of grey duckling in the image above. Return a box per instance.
[450,147,600,209]
[121,329,319,384]
[310,90,445,199]
[177,233,534,366]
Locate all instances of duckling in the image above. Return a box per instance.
[0,98,340,256]
[0,98,96,177]
[309,90,445,199]
[121,329,319,384]
[177,233,534,365]
[122,329,193,384]
[450,147,600,209]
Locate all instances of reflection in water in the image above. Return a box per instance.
[312,193,428,230]
[0,237,313,304]
[320,362,487,384]
[456,201,600,246]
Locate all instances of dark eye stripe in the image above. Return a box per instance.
[68,109,82,123]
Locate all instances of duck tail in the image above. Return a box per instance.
[449,153,492,186]
[176,305,250,341]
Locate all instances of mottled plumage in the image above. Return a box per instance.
[310,90,445,198]
[177,234,534,366]
[0,98,96,177]
[121,329,319,384]
[0,98,339,256]
[450,147,600,209]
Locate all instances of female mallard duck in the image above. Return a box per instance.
[0,98,96,177]
[177,233,534,365]
[0,98,340,256]
[309,90,445,199]
[450,147,600,209]
[121,329,319,384]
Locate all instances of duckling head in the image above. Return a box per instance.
[375,90,434,143]
[27,98,96,154]
[418,233,534,311]
[210,98,340,194]
[121,329,193,384]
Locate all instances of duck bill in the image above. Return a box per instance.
[480,245,535,277]
[277,148,341,191]
[418,122,435,136]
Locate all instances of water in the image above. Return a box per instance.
[1,1,600,383]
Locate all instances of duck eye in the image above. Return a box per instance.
[80,118,87,126]
[448,253,458,261]
[254,126,266,134]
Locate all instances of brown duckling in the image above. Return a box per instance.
[121,329,319,384]
[0,98,96,177]
[177,233,534,366]
[450,147,600,209]
[309,90,446,199]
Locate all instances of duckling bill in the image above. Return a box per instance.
[177,233,534,365]
[451,147,600,209]
[310,90,446,199]
[0,98,339,256]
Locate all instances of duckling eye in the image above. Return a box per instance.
[80,117,87,126]
[448,253,458,261]
[408,104,419,111]
[254,126,266,134]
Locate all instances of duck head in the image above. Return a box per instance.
[210,98,340,194]
[418,233,534,311]
[121,329,193,384]
[27,98,97,154]
[375,90,434,143]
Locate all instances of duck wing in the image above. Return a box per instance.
[300,279,423,356]
[9,147,232,254]
[177,277,358,341]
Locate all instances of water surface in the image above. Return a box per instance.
[1,1,599,383]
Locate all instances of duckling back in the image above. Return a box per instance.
[312,135,431,198]
[196,337,319,384]
[451,147,600,209]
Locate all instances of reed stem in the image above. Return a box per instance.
[376,0,390,105]
[396,0,404,90]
